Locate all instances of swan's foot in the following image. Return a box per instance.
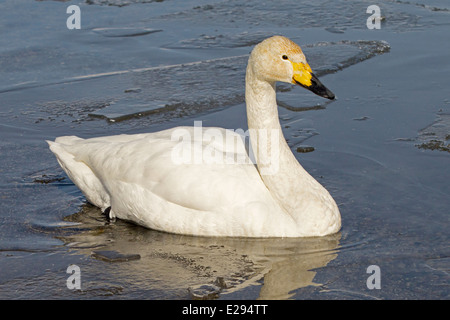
[102,206,116,222]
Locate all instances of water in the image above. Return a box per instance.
[0,0,449,300]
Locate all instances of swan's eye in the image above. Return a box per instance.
[282,55,289,60]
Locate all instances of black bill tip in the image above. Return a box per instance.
[295,73,335,100]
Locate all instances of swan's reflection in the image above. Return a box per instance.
[59,204,340,299]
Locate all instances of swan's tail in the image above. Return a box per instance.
[47,136,110,210]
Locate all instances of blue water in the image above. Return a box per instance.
[0,0,449,299]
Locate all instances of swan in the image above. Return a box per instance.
[48,36,341,237]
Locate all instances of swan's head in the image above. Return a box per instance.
[248,36,335,100]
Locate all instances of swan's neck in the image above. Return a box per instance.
[245,66,336,224]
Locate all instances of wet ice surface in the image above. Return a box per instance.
[0,0,449,299]
[415,114,450,153]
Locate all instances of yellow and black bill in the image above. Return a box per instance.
[292,62,335,100]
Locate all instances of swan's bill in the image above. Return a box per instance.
[291,62,335,100]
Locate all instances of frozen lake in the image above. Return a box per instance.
[0,0,449,299]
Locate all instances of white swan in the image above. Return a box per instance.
[48,36,341,237]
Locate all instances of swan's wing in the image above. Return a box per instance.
[57,128,261,208]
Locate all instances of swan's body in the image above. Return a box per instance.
[48,36,341,237]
